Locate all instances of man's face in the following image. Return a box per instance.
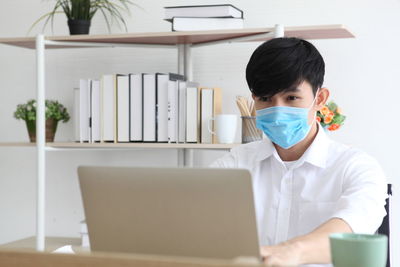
[252,80,322,125]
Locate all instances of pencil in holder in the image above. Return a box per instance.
[241,116,263,143]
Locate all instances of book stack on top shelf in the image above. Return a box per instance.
[75,73,222,144]
[164,4,244,32]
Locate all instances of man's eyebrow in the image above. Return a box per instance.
[284,87,301,93]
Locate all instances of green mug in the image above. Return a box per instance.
[329,233,387,267]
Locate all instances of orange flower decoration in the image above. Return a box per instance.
[320,106,330,116]
[324,115,333,124]
[328,124,340,131]
[316,100,346,131]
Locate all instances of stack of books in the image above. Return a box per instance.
[74,73,222,144]
[164,4,244,31]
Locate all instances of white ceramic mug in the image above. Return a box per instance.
[208,114,238,144]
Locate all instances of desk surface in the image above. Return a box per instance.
[1,237,299,267]
[1,236,89,253]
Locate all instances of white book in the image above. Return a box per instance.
[172,17,244,31]
[201,88,214,144]
[186,85,199,143]
[117,75,130,142]
[73,88,80,142]
[91,80,101,142]
[167,80,178,143]
[88,80,94,143]
[101,74,116,142]
[178,81,187,143]
[164,4,243,21]
[143,74,156,142]
[129,74,143,142]
[79,79,90,143]
[156,73,169,142]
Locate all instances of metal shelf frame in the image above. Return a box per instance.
[33,25,283,251]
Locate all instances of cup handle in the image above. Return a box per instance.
[208,117,216,135]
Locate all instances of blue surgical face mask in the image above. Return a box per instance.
[255,90,319,149]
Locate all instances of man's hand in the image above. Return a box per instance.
[260,218,352,266]
[260,241,302,266]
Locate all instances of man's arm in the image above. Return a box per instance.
[261,218,352,266]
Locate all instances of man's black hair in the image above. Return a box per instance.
[246,37,325,97]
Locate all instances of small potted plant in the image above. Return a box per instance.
[31,0,138,35]
[14,99,70,142]
[317,101,346,131]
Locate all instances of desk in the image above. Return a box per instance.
[0,249,269,267]
[1,236,89,253]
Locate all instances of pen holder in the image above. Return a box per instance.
[241,116,263,143]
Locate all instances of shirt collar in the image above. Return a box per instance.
[255,123,331,168]
[300,123,331,168]
[255,138,275,161]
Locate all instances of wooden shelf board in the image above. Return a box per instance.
[0,142,237,149]
[49,142,238,149]
[0,142,35,147]
[0,25,354,49]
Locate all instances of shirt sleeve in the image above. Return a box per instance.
[209,151,237,168]
[331,150,388,234]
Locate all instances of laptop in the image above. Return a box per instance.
[78,166,260,260]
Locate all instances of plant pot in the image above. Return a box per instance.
[26,119,59,143]
[68,19,91,35]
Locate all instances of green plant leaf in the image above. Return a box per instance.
[27,10,63,35]
[332,114,346,125]
[14,99,70,123]
[29,0,139,34]
[327,101,338,112]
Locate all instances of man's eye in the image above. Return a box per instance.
[259,96,271,102]
[287,96,299,101]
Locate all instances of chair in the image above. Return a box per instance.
[377,184,392,267]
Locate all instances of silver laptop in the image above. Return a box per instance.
[78,166,260,260]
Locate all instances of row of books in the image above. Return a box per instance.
[74,73,222,144]
[163,4,244,31]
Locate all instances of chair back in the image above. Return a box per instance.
[377,184,392,267]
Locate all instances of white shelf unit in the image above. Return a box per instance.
[0,24,355,252]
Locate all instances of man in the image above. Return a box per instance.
[211,37,387,266]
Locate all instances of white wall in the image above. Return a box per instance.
[0,0,399,265]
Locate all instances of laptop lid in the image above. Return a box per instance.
[78,166,260,260]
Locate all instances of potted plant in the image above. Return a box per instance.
[31,0,137,35]
[14,99,70,142]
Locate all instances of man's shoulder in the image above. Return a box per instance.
[210,140,268,168]
[231,139,266,154]
[327,139,383,170]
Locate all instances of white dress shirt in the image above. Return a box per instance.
[210,124,387,267]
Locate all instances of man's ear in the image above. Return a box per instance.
[315,88,330,110]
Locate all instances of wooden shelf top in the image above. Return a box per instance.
[0,25,354,49]
[0,142,238,150]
